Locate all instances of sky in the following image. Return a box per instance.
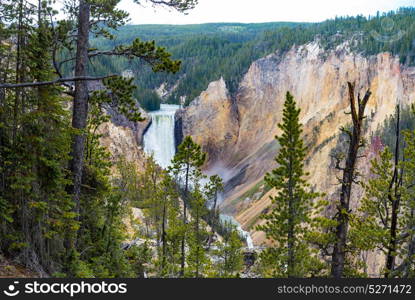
[114,0,415,25]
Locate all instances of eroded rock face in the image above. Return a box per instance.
[98,106,151,171]
[229,42,414,211]
[178,41,415,260]
[177,77,239,167]
[86,80,151,169]
[105,105,151,146]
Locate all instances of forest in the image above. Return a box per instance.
[86,7,415,110]
[0,0,415,279]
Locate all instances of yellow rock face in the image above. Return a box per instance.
[180,42,415,275]
[98,107,151,172]
[180,77,239,167]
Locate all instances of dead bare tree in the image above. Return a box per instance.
[331,82,371,278]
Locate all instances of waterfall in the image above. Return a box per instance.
[220,214,254,249]
[143,103,254,249]
[143,104,180,169]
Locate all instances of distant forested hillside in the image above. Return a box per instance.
[64,8,415,110]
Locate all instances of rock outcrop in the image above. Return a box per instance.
[175,77,239,167]
[177,41,415,258]
[86,79,151,169]
[98,105,151,171]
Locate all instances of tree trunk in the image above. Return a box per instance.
[70,0,91,220]
[195,204,200,278]
[287,153,295,277]
[12,0,24,144]
[331,82,371,278]
[207,189,218,249]
[180,162,189,277]
[385,105,402,277]
[161,194,167,272]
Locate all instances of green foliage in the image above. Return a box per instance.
[88,8,415,107]
[204,174,224,230]
[400,128,415,277]
[135,86,161,111]
[185,186,210,277]
[349,148,402,276]
[169,136,206,186]
[377,106,415,155]
[0,0,77,273]
[212,226,244,278]
[257,92,322,277]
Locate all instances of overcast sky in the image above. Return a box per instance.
[114,0,415,25]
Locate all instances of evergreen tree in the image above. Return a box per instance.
[354,106,404,277]
[213,226,244,278]
[0,0,199,277]
[400,125,415,277]
[185,185,210,277]
[351,147,407,277]
[206,174,224,222]
[205,174,224,247]
[257,92,320,277]
[169,136,206,276]
[0,1,76,274]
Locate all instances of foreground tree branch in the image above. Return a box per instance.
[0,75,117,89]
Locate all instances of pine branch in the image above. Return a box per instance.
[0,75,117,89]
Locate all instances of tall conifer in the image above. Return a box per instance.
[257,92,319,277]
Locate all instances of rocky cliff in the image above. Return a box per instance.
[87,80,151,169]
[98,105,151,171]
[175,77,239,166]
[176,41,415,257]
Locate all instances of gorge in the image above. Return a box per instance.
[173,40,415,270]
[107,35,415,277]
[3,1,415,278]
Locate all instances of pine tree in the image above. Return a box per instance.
[354,106,404,277]
[186,185,210,278]
[213,226,244,278]
[157,173,181,276]
[257,92,320,277]
[400,126,415,277]
[350,105,415,278]
[205,174,224,247]
[60,0,187,251]
[169,136,206,276]
[206,174,224,222]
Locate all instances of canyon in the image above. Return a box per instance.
[174,41,415,256]
[99,39,415,276]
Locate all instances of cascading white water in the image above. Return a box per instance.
[220,214,254,249]
[143,104,180,169]
[143,103,254,249]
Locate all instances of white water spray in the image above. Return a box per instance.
[142,104,254,249]
[143,104,180,169]
[220,214,254,249]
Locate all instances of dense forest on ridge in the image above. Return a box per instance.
[73,8,415,110]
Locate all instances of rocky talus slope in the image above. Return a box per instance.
[176,42,415,274]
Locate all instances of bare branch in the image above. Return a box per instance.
[0,75,117,89]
